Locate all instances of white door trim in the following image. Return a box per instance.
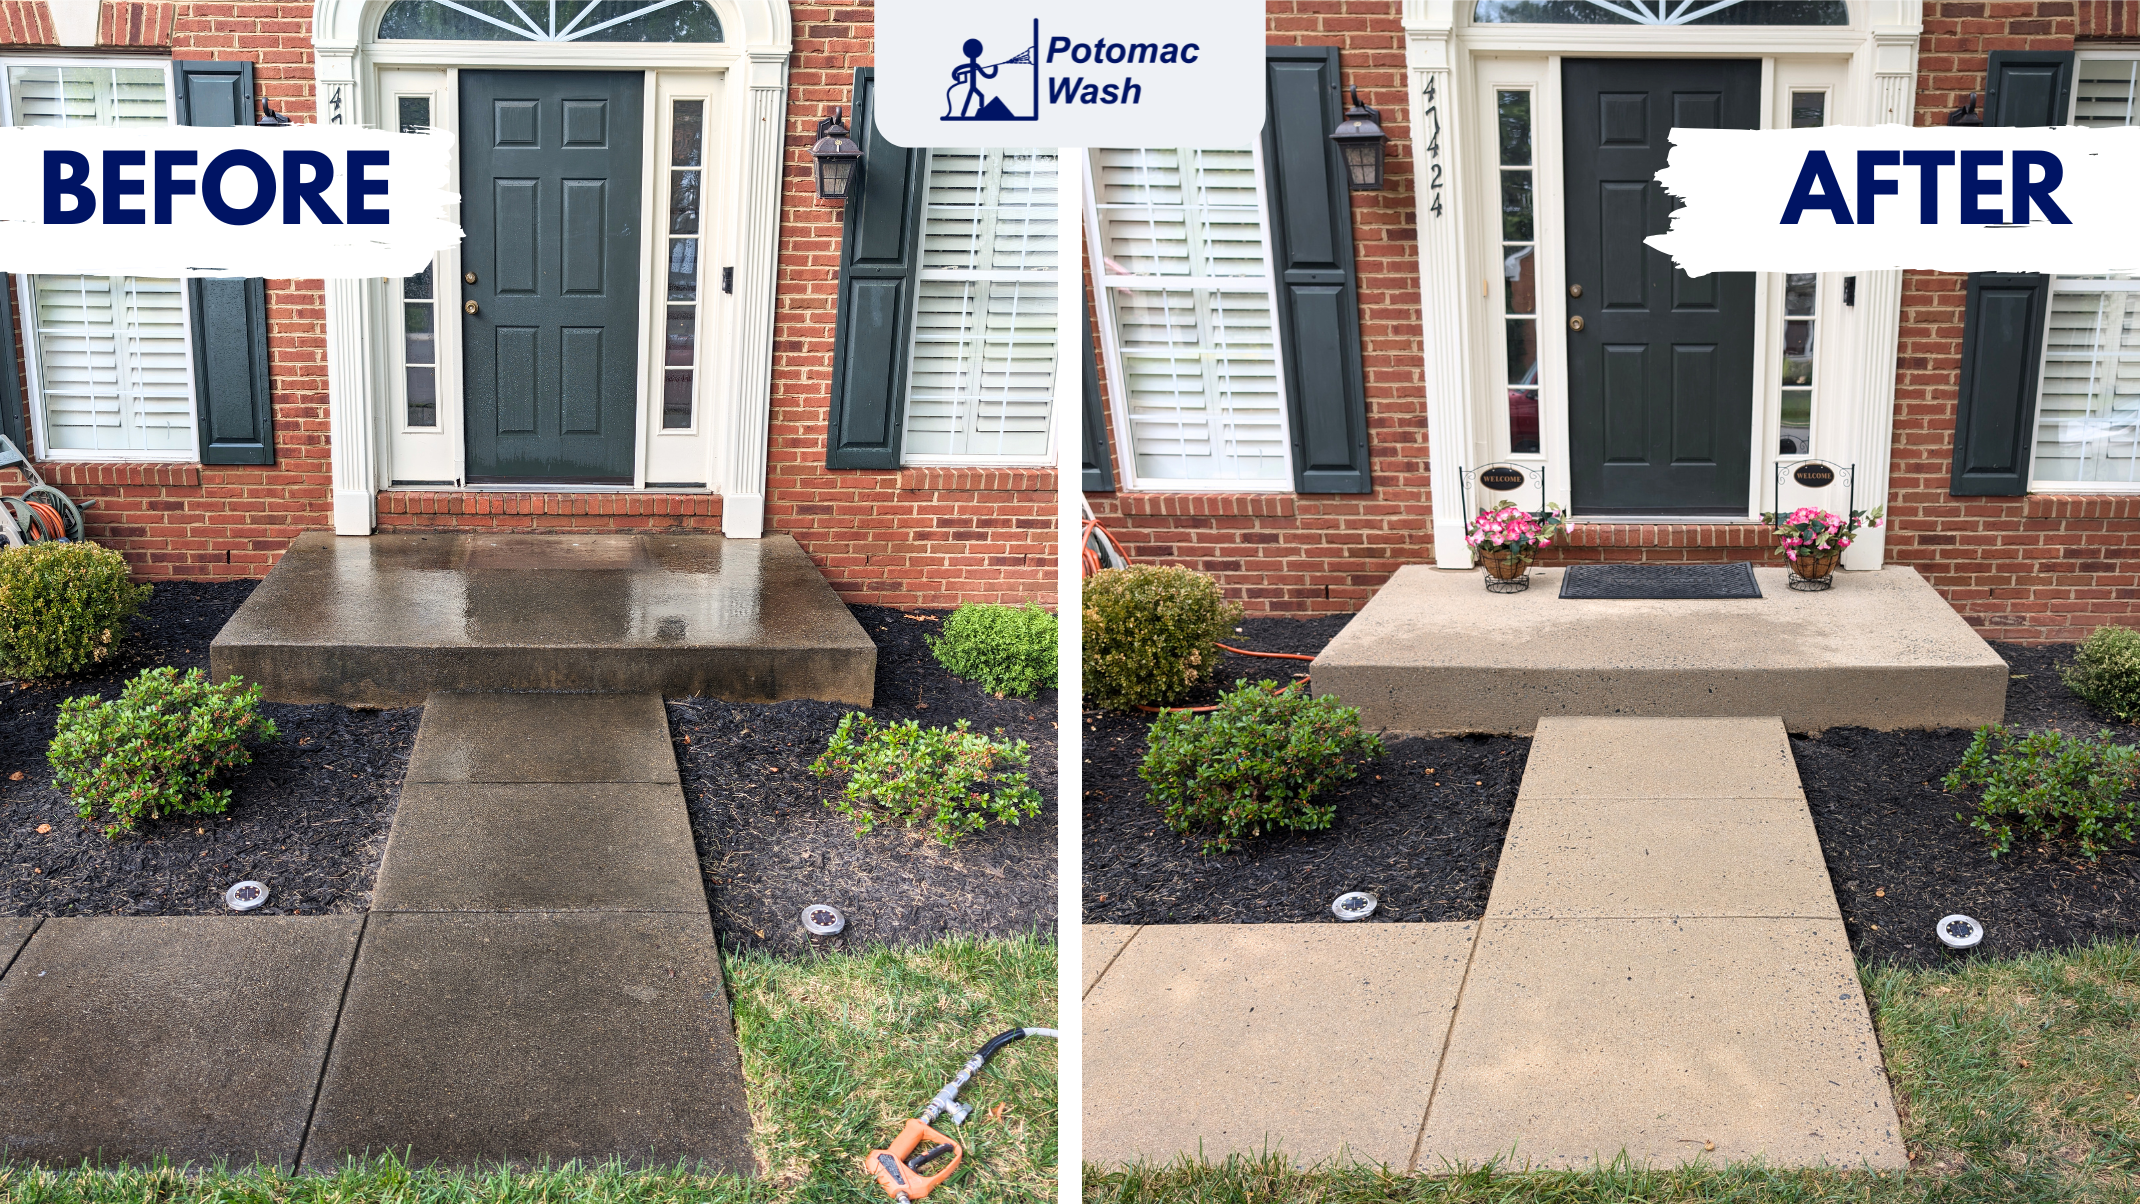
[1402,0,1921,567]
[312,0,792,537]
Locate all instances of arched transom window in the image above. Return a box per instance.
[377,0,723,42]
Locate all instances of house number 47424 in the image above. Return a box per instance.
[1421,76,1444,217]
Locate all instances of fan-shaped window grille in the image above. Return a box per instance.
[377,1,722,42]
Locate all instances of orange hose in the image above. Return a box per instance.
[22,499,64,540]
[1216,642,1314,662]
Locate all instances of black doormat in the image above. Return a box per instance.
[1558,562,1762,599]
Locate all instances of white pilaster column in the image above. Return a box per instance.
[1404,3,1476,567]
[1842,20,1921,569]
[719,52,788,539]
[316,45,376,536]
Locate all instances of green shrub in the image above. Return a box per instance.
[810,712,1042,847]
[1141,679,1384,854]
[48,667,278,837]
[0,541,151,679]
[2064,625,2140,722]
[1942,724,2140,860]
[1083,565,1244,710]
[929,602,1058,698]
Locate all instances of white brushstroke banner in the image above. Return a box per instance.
[0,125,460,278]
[1647,124,2140,277]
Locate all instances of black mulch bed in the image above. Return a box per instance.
[0,581,415,918]
[670,604,1057,956]
[1799,640,2140,969]
[1082,622,2140,966]
[1082,615,1528,926]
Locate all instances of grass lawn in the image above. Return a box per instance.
[1086,940,2140,1204]
[0,934,1058,1203]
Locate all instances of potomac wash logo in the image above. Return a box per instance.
[875,0,1262,148]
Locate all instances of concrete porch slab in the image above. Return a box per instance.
[303,911,752,1173]
[370,782,706,914]
[1485,797,1839,920]
[212,532,875,707]
[1310,565,2006,734]
[406,692,681,785]
[1416,917,1905,1173]
[0,917,362,1169]
[1082,924,1140,995]
[1083,923,1474,1171]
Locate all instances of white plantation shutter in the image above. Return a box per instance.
[2032,55,2140,486]
[900,148,1059,462]
[1090,147,1290,485]
[6,63,193,458]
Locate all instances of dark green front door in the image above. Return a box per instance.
[460,70,643,485]
[1563,59,1758,516]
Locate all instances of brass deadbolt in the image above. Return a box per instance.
[465,300,479,314]
[1569,315,1585,331]
[464,271,476,284]
[1569,284,1584,298]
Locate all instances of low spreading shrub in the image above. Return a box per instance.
[810,712,1042,847]
[1141,679,1383,854]
[0,541,151,680]
[1083,565,1243,710]
[1942,724,2140,860]
[2064,625,2140,723]
[929,602,1058,698]
[48,667,279,837]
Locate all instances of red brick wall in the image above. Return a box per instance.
[0,1,1053,605]
[1085,1,1426,614]
[1883,1,2140,642]
[768,2,1054,608]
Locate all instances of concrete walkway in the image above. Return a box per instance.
[1084,716,1907,1174]
[0,692,754,1173]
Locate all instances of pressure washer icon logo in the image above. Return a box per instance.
[944,20,1039,121]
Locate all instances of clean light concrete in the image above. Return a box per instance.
[1515,716,1802,799]
[370,782,707,913]
[1310,565,2006,734]
[1083,923,1475,1170]
[405,691,681,784]
[0,917,362,1169]
[212,532,876,706]
[1416,916,1906,1172]
[302,911,754,1173]
[1484,797,1839,919]
[1083,923,1140,996]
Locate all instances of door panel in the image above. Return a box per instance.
[461,69,643,485]
[1564,58,1758,515]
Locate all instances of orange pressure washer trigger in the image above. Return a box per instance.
[864,1118,963,1200]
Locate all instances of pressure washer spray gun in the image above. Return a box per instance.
[864,1025,1059,1201]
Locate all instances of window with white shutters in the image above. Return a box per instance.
[4,62,194,460]
[899,148,1059,464]
[1087,146,1292,489]
[2031,52,2140,489]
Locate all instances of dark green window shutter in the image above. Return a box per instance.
[1951,273,2049,496]
[1985,51,2074,127]
[1263,46,1370,494]
[1081,288,1113,491]
[0,277,25,451]
[825,68,925,470]
[1947,57,2069,495]
[176,59,274,465]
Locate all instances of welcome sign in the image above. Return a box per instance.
[1649,125,2140,276]
[0,125,459,278]
[872,0,1264,147]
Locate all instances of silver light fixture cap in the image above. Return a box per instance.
[801,903,847,936]
[1331,891,1378,921]
[1936,914,1984,949]
[224,880,269,912]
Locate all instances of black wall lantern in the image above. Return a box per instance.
[811,106,862,200]
[1329,85,1388,191]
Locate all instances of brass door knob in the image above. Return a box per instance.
[464,300,479,314]
[464,271,476,284]
[1569,315,1585,331]
[1569,283,1584,298]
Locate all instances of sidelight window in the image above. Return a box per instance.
[1088,146,1290,487]
[901,148,1060,463]
[1497,88,1539,456]
[663,98,705,431]
[397,95,438,430]
[4,61,194,460]
[1775,91,1826,458]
